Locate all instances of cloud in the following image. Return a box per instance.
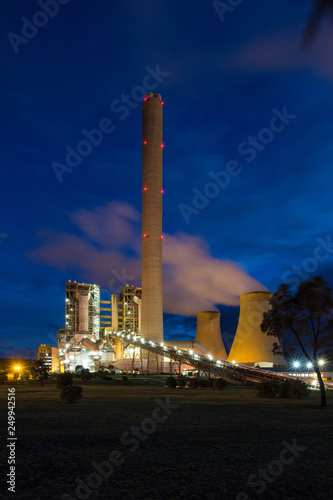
[30,201,267,316]
[227,28,333,81]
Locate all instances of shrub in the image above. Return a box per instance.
[177,378,186,388]
[212,378,227,390]
[207,378,214,389]
[97,370,104,379]
[288,380,310,399]
[56,372,73,389]
[198,379,208,389]
[122,375,128,381]
[165,377,177,389]
[189,378,199,389]
[256,380,279,398]
[81,369,92,381]
[276,380,291,398]
[0,372,8,383]
[60,385,83,404]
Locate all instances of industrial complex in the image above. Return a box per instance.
[38,92,287,375]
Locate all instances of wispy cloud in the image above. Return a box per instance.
[30,201,267,316]
[226,28,333,81]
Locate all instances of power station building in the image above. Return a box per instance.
[57,282,142,371]
[65,280,100,338]
[100,285,142,333]
[51,92,285,373]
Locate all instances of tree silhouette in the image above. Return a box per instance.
[261,276,333,407]
[302,0,333,45]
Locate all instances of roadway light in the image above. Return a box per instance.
[307,362,313,369]
[318,359,325,366]
[293,361,300,368]
[14,366,20,371]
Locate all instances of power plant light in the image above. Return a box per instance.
[293,361,300,368]
[318,359,325,366]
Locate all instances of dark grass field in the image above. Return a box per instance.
[1,379,332,500]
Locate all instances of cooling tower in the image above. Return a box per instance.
[227,292,285,365]
[194,311,227,360]
[141,92,164,343]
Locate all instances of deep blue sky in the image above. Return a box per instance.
[1,0,333,358]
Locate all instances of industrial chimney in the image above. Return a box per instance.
[141,92,164,343]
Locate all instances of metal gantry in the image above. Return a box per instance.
[108,332,299,384]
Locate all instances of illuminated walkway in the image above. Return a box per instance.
[109,332,299,384]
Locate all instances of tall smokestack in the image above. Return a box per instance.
[141,92,163,343]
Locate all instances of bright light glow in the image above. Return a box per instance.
[232,361,236,365]
[143,186,147,191]
[312,380,317,386]
[143,141,147,145]
[293,361,300,368]
[318,359,325,366]
[161,189,164,193]
[14,366,20,370]
[143,233,148,238]
[161,144,164,148]
[161,101,164,104]
[160,235,164,239]
[307,362,313,368]
[160,343,164,347]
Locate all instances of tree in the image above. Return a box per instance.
[302,0,333,45]
[33,360,50,386]
[261,276,333,407]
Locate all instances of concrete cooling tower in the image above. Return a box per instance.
[194,311,227,360]
[227,292,285,366]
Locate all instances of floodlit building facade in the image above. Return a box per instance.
[100,285,142,334]
[58,282,141,371]
[37,344,59,372]
[65,280,100,338]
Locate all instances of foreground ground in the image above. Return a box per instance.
[0,379,332,500]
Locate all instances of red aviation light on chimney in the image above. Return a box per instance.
[143,186,148,191]
[143,140,147,144]
[144,96,148,101]
[160,189,164,193]
[161,144,164,148]
[160,235,164,239]
[143,233,148,238]
[161,101,164,105]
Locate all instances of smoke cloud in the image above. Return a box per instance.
[30,201,267,316]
